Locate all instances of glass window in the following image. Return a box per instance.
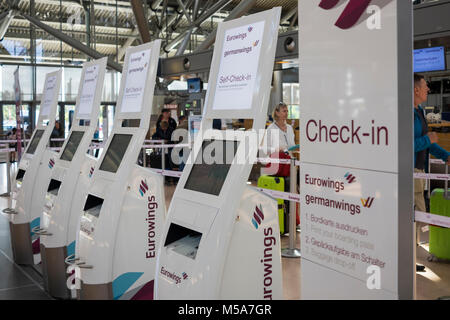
[64,105,76,137]
[2,104,30,132]
[102,70,120,102]
[63,67,82,102]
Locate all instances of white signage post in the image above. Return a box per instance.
[299,0,414,299]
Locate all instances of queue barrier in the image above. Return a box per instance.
[1,142,449,232]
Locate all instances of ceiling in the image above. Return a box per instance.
[0,0,298,66]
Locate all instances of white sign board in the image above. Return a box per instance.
[40,75,58,117]
[301,163,398,294]
[211,20,265,111]
[299,0,413,300]
[77,64,100,119]
[120,48,152,113]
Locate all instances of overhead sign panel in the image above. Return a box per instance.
[120,48,152,114]
[39,75,58,117]
[212,20,265,111]
[77,64,100,119]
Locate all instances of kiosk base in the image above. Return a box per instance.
[40,244,70,299]
[9,222,33,265]
[80,281,113,300]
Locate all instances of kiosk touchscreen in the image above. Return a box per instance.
[69,41,166,300]
[2,70,62,265]
[34,58,107,299]
[155,8,283,300]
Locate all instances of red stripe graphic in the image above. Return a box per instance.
[335,0,372,29]
[319,0,373,30]
[253,212,261,225]
[255,205,264,221]
[319,0,340,10]
[141,180,148,191]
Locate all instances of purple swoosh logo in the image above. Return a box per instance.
[319,0,373,29]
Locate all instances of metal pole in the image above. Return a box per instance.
[161,146,165,184]
[143,147,147,167]
[281,158,301,258]
[194,0,257,52]
[0,151,11,197]
[6,151,11,196]
[21,13,122,72]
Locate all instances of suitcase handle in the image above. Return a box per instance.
[445,164,450,200]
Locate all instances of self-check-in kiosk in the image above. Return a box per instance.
[155,8,283,300]
[34,58,107,299]
[69,40,166,300]
[3,70,61,265]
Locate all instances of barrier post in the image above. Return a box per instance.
[143,147,147,167]
[161,146,165,184]
[0,151,11,197]
[281,158,301,258]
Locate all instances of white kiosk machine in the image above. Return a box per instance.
[155,8,283,300]
[71,40,165,300]
[3,70,61,265]
[35,58,107,299]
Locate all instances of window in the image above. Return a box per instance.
[283,83,300,119]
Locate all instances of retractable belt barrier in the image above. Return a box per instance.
[415,210,450,229]
[3,142,449,230]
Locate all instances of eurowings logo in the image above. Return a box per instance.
[253,40,259,47]
[139,179,149,197]
[319,0,372,29]
[182,272,188,280]
[88,167,94,178]
[248,26,253,32]
[48,158,55,169]
[252,205,264,230]
[344,172,356,184]
[361,197,374,208]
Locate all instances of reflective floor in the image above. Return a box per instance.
[0,162,449,300]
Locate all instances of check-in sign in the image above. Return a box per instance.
[299,0,414,300]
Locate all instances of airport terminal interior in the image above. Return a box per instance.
[0,0,449,300]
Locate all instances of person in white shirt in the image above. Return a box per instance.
[262,102,296,156]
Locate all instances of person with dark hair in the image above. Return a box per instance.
[414,74,450,272]
[50,120,64,148]
[414,74,449,212]
[156,108,177,132]
[7,127,17,162]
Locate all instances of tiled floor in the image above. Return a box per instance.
[1,163,449,300]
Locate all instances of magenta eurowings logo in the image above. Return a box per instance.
[344,172,356,184]
[319,0,372,29]
[252,205,264,229]
[139,179,149,197]
[48,158,55,169]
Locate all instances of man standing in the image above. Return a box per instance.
[413,74,449,213]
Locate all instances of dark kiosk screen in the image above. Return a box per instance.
[184,139,239,196]
[60,131,84,162]
[99,134,132,173]
[26,130,45,155]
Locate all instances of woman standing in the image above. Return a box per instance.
[264,102,296,155]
